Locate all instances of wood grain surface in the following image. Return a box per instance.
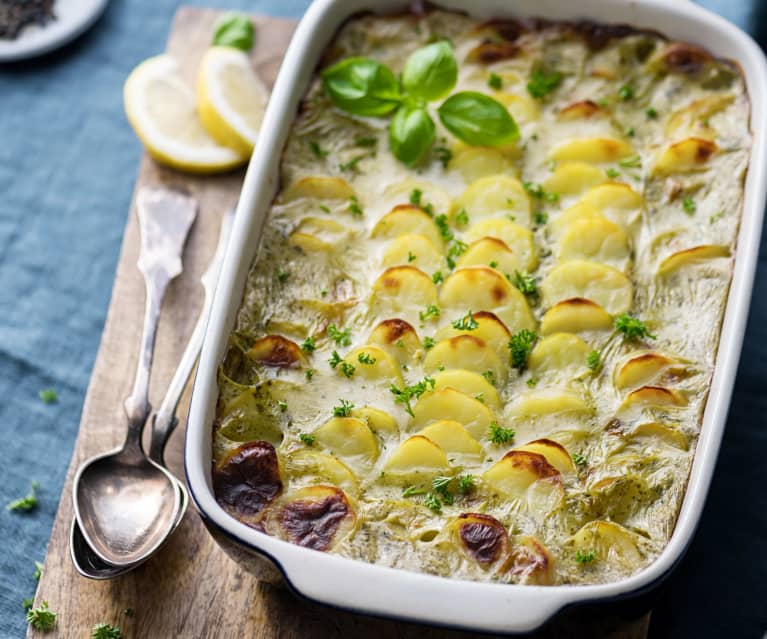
[30,8,651,638]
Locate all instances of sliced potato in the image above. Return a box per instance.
[614,352,682,389]
[541,298,613,335]
[542,260,633,315]
[621,385,687,409]
[450,146,512,183]
[453,175,530,227]
[433,369,501,408]
[507,388,591,417]
[493,92,540,125]
[417,420,483,458]
[422,335,506,383]
[653,137,718,174]
[368,318,420,364]
[466,219,537,270]
[351,406,399,435]
[558,100,609,120]
[514,438,575,475]
[282,176,355,202]
[576,182,644,229]
[283,450,359,497]
[628,422,690,450]
[436,310,511,359]
[372,205,443,246]
[483,450,561,500]
[666,94,734,141]
[451,513,511,567]
[528,333,591,375]
[550,137,635,164]
[507,535,555,585]
[383,435,451,479]
[314,417,379,463]
[657,245,730,276]
[550,203,605,238]
[248,335,306,369]
[371,266,438,319]
[341,345,403,383]
[543,162,608,197]
[440,267,535,333]
[382,180,452,218]
[571,520,642,567]
[381,234,443,272]
[557,217,629,264]
[289,217,349,252]
[456,237,522,276]
[410,387,495,439]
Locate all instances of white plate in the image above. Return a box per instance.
[0,0,108,62]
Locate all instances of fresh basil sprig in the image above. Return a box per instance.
[438,92,519,147]
[321,42,518,165]
[402,41,458,101]
[322,57,401,117]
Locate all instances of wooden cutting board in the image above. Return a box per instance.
[31,7,651,638]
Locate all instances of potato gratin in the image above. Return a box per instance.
[212,9,750,585]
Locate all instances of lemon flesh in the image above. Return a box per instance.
[124,54,247,174]
[198,46,269,155]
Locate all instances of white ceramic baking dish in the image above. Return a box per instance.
[185,0,767,633]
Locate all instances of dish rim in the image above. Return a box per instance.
[185,0,767,633]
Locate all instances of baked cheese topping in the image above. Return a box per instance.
[212,9,750,585]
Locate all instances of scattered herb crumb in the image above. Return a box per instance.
[299,433,315,446]
[38,389,57,404]
[513,270,537,297]
[451,310,478,331]
[614,313,656,341]
[327,324,352,346]
[92,623,122,639]
[575,549,596,564]
[423,336,435,350]
[527,68,562,99]
[357,352,377,365]
[7,481,39,512]
[572,452,588,467]
[419,304,441,322]
[33,561,43,581]
[457,474,475,493]
[26,601,56,632]
[587,350,601,371]
[300,336,316,353]
[308,141,328,159]
[332,399,354,417]
[489,421,516,445]
[424,492,442,513]
[618,84,635,100]
[277,400,288,413]
[508,329,537,370]
[682,195,696,215]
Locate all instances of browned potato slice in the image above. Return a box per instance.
[452,513,511,567]
[368,318,420,364]
[506,535,555,585]
[653,137,718,174]
[621,385,687,408]
[465,41,520,64]
[436,310,511,359]
[657,245,730,276]
[483,451,561,500]
[262,485,356,551]
[615,352,682,389]
[550,137,634,164]
[248,335,306,369]
[422,335,506,384]
[282,176,355,202]
[371,266,438,320]
[514,439,575,475]
[213,441,283,525]
[541,298,613,335]
[559,100,609,120]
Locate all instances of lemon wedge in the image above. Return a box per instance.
[124,54,247,173]
[197,46,269,155]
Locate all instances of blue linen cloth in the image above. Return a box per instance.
[0,1,763,637]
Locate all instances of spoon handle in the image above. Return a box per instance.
[149,207,235,465]
[123,188,197,453]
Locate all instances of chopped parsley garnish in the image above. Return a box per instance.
[575,549,596,564]
[619,155,642,169]
[682,195,696,215]
[434,214,454,242]
[332,399,354,417]
[572,452,588,467]
[402,485,426,497]
[423,336,436,350]
[26,601,56,632]
[489,260,498,268]
[299,433,315,446]
[508,329,537,369]
[92,623,122,639]
[300,336,316,353]
[390,377,435,417]
[434,146,452,168]
[606,167,620,179]
[327,324,352,346]
[523,181,548,201]
[34,561,43,580]
[328,350,342,368]
[354,135,378,147]
[646,107,658,119]
[407,251,417,263]
[534,210,549,225]
[319,204,331,213]
[618,84,635,100]
[7,481,39,512]
[424,492,443,513]
[481,370,496,386]
[348,195,364,217]
[488,72,503,90]
[409,188,435,215]
[446,239,468,269]
[489,421,516,445]
[277,400,288,412]
[614,313,656,341]
[587,350,601,371]
[451,310,479,331]
[626,127,635,137]
[432,270,444,284]
[709,210,724,224]
[276,269,289,283]
[419,304,441,321]
[513,270,537,297]
[432,476,454,505]
[457,474,475,493]
[455,207,469,226]
[38,389,58,404]
[527,68,562,99]
[526,377,538,388]
[339,154,367,172]
[339,361,356,378]
[357,352,377,365]
[308,141,328,158]
[23,597,33,612]
[305,368,315,380]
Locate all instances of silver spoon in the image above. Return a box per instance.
[70,207,234,579]
[72,187,196,567]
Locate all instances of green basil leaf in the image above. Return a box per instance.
[322,57,401,117]
[389,105,436,166]
[437,91,519,147]
[402,41,458,101]
[212,13,255,51]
